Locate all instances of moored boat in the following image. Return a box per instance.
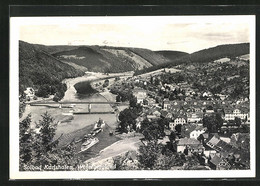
[94,118,106,129]
[80,137,99,152]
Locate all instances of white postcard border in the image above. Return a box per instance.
[10,15,256,179]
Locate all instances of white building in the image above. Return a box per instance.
[190,127,206,139]
[169,122,175,131]
[23,87,35,101]
[132,88,147,104]
[225,108,249,121]
[173,117,186,125]
[162,99,171,110]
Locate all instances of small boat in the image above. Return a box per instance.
[94,118,106,129]
[80,137,99,152]
[93,128,102,136]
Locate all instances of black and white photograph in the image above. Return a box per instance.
[9,15,255,179]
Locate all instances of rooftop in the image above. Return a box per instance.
[178,137,201,145]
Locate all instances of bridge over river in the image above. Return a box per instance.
[29,101,129,106]
[28,101,129,115]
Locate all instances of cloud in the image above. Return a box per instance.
[19,17,252,53]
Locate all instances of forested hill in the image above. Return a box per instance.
[32,43,79,54]
[52,45,171,73]
[155,50,189,61]
[19,41,85,94]
[134,43,250,75]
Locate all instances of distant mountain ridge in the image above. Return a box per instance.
[134,43,250,75]
[52,45,172,73]
[155,50,189,61]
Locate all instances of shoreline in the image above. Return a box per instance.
[84,135,142,165]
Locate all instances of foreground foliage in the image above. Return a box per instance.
[19,112,82,171]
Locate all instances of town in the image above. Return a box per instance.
[108,56,250,170]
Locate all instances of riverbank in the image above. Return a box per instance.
[23,71,134,166]
[84,135,142,170]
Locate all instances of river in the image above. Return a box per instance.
[22,71,132,160]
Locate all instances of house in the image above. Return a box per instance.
[147,115,159,121]
[169,122,175,131]
[181,124,206,139]
[209,154,231,170]
[202,92,208,97]
[198,133,209,143]
[194,107,202,113]
[132,88,147,104]
[162,99,171,110]
[152,110,161,117]
[24,87,35,101]
[205,135,221,150]
[204,134,242,163]
[216,94,228,100]
[205,108,214,113]
[224,108,249,121]
[187,112,203,123]
[176,137,204,154]
[160,110,173,119]
[158,136,169,145]
[190,126,206,139]
[173,116,186,125]
[146,97,156,106]
[204,147,217,158]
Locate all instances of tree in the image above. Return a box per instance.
[234,117,242,127]
[103,79,109,87]
[118,108,139,133]
[203,113,223,133]
[169,131,176,142]
[203,115,217,133]
[154,78,160,86]
[34,112,58,154]
[19,112,82,171]
[138,141,164,169]
[36,84,50,98]
[53,91,64,102]
[175,124,182,134]
[183,153,200,170]
[141,119,165,141]
[19,114,34,168]
[129,94,138,108]
[169,93,175,101]
[116,95,121,102]
[177,74,184,83]
[138,142,186,170]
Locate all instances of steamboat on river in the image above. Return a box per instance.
[78,118,106,153]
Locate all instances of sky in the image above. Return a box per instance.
[19,16,252,53]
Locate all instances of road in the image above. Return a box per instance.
[84,136,142,164]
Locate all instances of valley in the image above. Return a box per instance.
[19,40,251,171]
